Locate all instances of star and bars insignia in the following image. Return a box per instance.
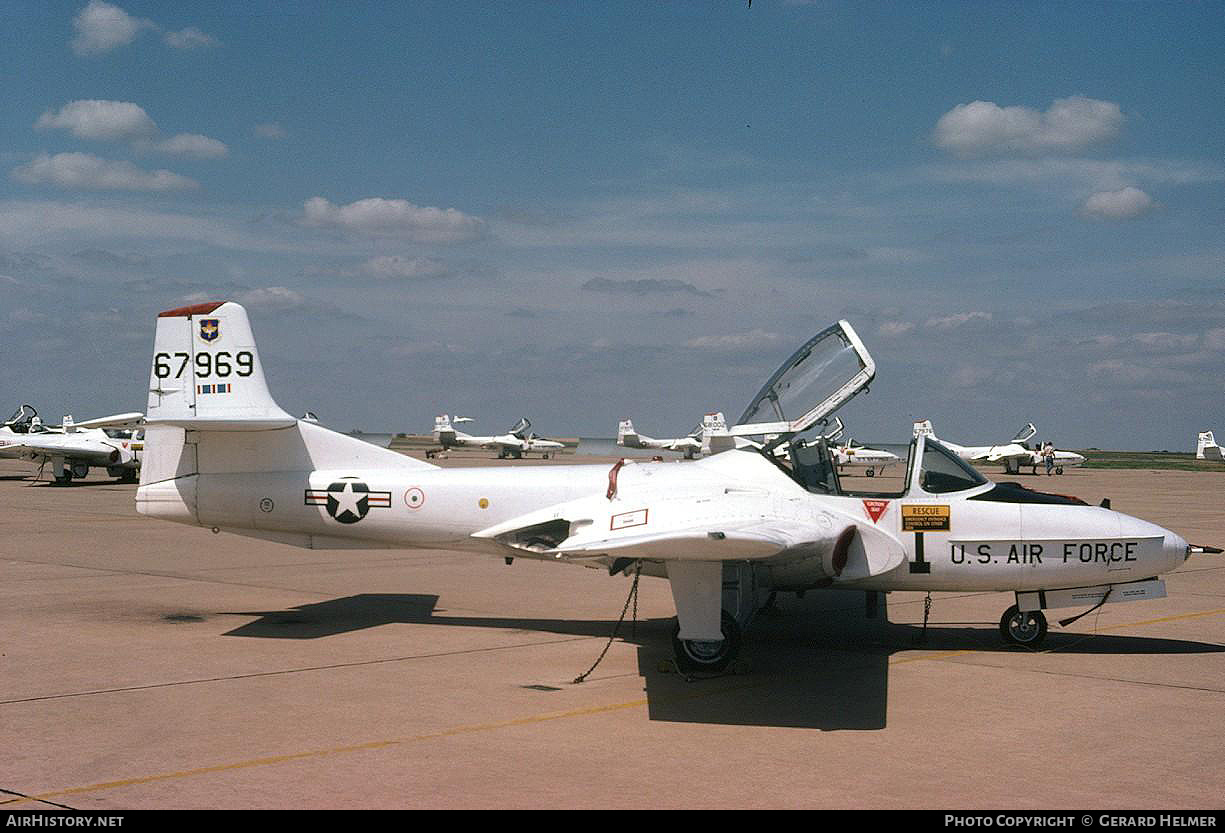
[305,478,392,524]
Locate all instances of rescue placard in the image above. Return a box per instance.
[902,504,950,532]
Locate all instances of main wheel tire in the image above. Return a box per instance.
[671,610,741,674]
[1000,605,1047,647]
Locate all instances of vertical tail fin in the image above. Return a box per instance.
[1198,431,1221,461]
[913,419,934,439]
[617,419,638,446]
[433,414,456,445]
[147,301,295,430]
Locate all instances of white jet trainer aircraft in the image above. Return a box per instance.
[617,418,706,459]
[912,420,1085,475]
[1,404,144,483]
[433,415,565,459]
[1196,431,1223,462]
[137,303,1219,673]
[819,416,900,478]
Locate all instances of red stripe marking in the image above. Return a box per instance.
[159,301,225,318]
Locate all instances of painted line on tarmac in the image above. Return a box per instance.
[9,679,762,804]
[890,606,1225,667]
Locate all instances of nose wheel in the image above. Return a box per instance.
[1000,604,1047,647]
[671,610,742,674]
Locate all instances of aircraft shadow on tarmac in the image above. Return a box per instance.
[221,590,1223,732]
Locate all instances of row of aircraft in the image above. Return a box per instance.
[619,412,1084,477]
[131,302,1220,674]
[431,415,565,459]
[913,421,1086,475]
[0,404,144,483]
[619,414,901,476]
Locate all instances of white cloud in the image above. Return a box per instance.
[36,100,157,142]
[234,287,304,309]
[163,27,218,50]
[12,152,197,192]
[924,311,992,330]
[302,196,486,243]
[149,133,228,159]
[933,96,1123,157]
[951,365,993,388]
[36,100,225,159]
[1082,186,1154,220]
[361,255,453,280]
[685,329,780,349]
[919,157,1223,193]
[253,123,287,140]
[877,320,915,337]
[70,1,217,56]
[71,0,155,56]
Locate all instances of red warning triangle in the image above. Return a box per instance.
[862,499,890,523]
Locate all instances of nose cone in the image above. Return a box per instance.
[1164,529,1189,566]
[1070,453,1086,465]
[1117,513,1189,575]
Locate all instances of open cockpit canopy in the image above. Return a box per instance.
[4,404,40,433]
[732,320,875,452]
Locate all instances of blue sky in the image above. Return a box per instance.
[2,1,1223,449]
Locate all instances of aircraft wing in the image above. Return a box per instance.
[72,412,145,430]
[472,491,905,580]
[983,443,1029,462]
[1,435,129,465]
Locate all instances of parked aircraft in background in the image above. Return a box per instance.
[617,418,704,458]
[1197,431,1223,461]
[433,415,564,459]
[819,416,901,477]
[0,404,144,483]
[912,420,1085,475]
[136,303,1219,674]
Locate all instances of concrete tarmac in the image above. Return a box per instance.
[1,456,1223,809]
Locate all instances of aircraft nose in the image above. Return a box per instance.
[1165,529,1189,564]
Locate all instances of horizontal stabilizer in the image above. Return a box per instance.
[72,412,145,430]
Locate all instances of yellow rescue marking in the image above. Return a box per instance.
[901,504,950,532]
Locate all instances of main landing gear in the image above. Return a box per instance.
[666,562,758,675]
[671,610,742,674]
[1000,604,1048,647]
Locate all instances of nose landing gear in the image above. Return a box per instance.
[1000,604,1048,647]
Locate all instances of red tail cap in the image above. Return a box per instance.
[159,301,225,318]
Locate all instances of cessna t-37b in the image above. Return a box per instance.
[136,303,1219,673]
[617,417,706,459]
[1,404,144,483]
[434,414,564,459]
[913,420,1086,475]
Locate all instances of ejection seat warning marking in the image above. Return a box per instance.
[902,505,950,532]
[862,499,889,523]
[611,508,648,531]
